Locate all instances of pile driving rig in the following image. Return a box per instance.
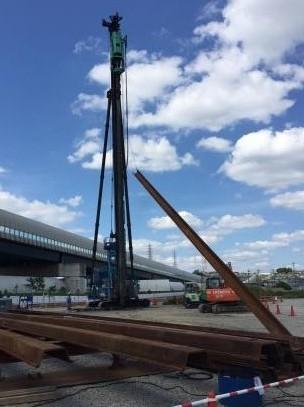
[89,13,149,309]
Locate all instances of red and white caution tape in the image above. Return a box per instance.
[172,374,304,407]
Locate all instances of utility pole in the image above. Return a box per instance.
[173,249,177,267]
[148,243,152,261]
[103,14,127,306]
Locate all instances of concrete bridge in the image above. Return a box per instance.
[0,209,199,291]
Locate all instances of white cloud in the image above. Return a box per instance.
[273,230,304,245]
[73,36,102,55]
[131,0,304,131]
[197,136,232,152]
[132,61,298,131]
[220,127,304,190]
[59,195,83,208]
[146,212,265,253]
[68,132,198,172]
[209,214,266,233]
[0,189,81,227]
[243,240,287,250]
[270,191,304,211]
[71,93,106,115]
[88,54,184,113]
[67,128,101,164]
[148,211,203,230]
[0,167,7,174]
[240,228,304,253]
[133,238,190,257]
[74,1,304,132]
[194,0,304,65]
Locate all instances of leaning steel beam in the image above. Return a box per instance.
[134,170,291,337]
[0,316,204,369]
[0,328,68,367]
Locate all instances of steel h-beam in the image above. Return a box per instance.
[103,14,127,306]
[134,170,291,337]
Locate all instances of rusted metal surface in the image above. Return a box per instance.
[2,312,282,359]
[12,309,304,350]
[0,315,205,370]
[0,328,69,367]
[134,170,291,337]
[1,311,301,378]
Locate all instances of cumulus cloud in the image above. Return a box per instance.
[243,240,287,250]
[220,127,304,190]
[71,93,106,115]
[238,227,304,255]
[272,230,304,245]
[0,189,81,227]
[270,191,304,210]
[59,195,83,208]
[73,36,102,55]
[194,0,304,65]
[87,54,184,113]
[147,212,265,248]
[68,130,198,172]
[209,214,266,233]
[197,136,233,152]
[131,1,304,131]
[72,1,304,133]
[135,211,266,271]
[148,211,203,230]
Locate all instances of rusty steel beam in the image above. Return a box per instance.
[134,170,291,337]
[1,312,273,360]
[11,310,304,351]
[0,328,69,367]
[0,316,204,369]
[3,312,301,377]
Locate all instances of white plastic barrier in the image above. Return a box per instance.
[172,374,304,407]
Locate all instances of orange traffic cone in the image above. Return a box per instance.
[207,391,218,407]
[289,305,296,318]
[275,304,281,315]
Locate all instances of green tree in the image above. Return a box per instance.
[47,285,56,297]
[275,267,292,274]
[275,281,292,290]
[25,277,45,293]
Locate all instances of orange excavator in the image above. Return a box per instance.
[198,276,247,313]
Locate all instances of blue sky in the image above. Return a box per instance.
[1,0,304,273]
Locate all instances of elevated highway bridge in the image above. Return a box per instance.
[0,209,199,291]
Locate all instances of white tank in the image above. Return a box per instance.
[138,279,171,293]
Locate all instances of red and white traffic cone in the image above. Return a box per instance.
[289,305,296,318]
[207,391,218,407]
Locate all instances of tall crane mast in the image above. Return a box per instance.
[90,13,147,309]
[102,13,127,306]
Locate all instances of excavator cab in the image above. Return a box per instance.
[206,276,222,289]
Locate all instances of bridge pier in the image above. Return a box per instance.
[58,263,87,293]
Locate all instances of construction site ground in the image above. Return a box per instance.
[4,298,304,407]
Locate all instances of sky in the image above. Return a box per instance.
[1,0,304,274]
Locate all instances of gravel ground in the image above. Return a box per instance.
[3,299,304,407]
